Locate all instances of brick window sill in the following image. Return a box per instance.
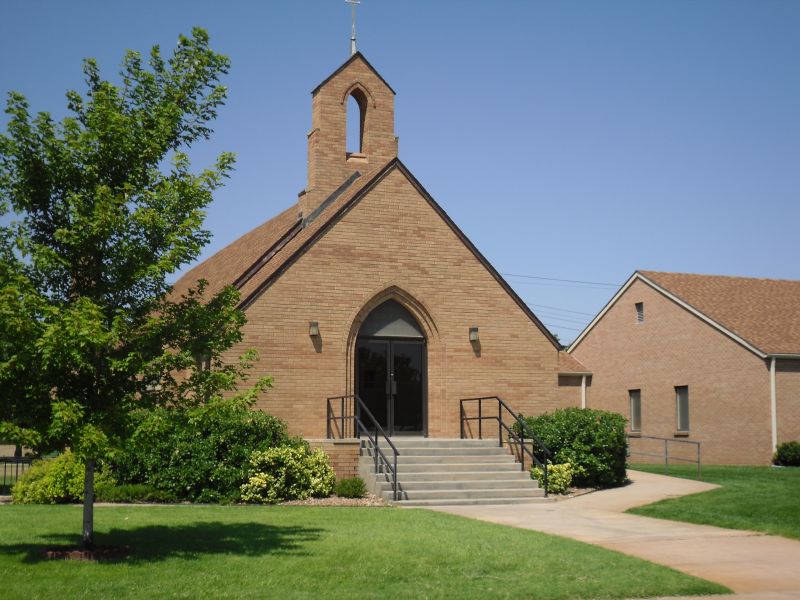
[673,431,690,438]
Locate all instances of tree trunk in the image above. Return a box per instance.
[82,458,95,549]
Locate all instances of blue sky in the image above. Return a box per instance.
[2,1,798,343]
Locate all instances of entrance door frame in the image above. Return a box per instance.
[355,336,428,437]
[344,286,439,439]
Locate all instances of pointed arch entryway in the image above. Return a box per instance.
[348,290,433,436]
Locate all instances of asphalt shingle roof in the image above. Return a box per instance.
[640,270,800,356]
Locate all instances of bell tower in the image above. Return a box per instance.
[300,52,398,219]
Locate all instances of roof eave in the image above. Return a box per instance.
[568,271,769,359]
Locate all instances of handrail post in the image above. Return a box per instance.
[543,460,548,497]
[478,398,483,439]
[498,401,502,448]
[520,424,525,472]
[326,400,331,439]
[697,442,701,479]
[664,438,669,475]
[393,453,398,501]
[460,401,464,439]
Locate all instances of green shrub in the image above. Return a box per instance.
[531,461,573,495]
[110,399,289,503]
[240,444,335,504]
[335,477,367,498]
[95,482,177,503]
[520,407,627,488]
[774,441,800,467]
[12,450,114,504]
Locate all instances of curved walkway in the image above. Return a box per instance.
[424,470,800,596]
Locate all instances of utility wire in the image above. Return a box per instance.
[525,302,595,316]
[502,272,620,288]
[542,322,584,332]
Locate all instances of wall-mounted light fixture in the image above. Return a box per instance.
[469,327,479,342]
[309,321,320,337]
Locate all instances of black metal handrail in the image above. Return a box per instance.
[327,394,400,501]
[1,456,33,491]
[459,396,550,496]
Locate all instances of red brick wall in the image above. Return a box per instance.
[307,439,361,480]
[571,278,773,464]
[225,167,560,440]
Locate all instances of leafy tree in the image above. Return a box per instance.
[0,28,264,547]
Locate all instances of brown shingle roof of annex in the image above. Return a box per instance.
[639,271,800,356]
[558,351,591,375]
[170,157,561,350]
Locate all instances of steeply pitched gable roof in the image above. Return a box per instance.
[569,270,800,357]
[171,159,561,350]
[311,51,396,96]
[171,205,300,301]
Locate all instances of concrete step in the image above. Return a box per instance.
[383,487,545,502]
[373,438,500,449]
[385,454,517,464]
[387,470,533,482]
[390,462,522,473]
[364,446,510,457]
[394,497,551,507]
[377,479,539,492]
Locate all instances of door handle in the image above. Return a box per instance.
[390,373,397,396]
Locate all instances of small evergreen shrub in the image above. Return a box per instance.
[110,399,289,502]
[521,407,627,488]
[95,482,177,503]
[12,450,114,504]
[240,444,335,504]
[774,441,800,467]
[335,477,367,498]
[531,461,573,495]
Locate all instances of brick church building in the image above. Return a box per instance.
[173,52,584,474]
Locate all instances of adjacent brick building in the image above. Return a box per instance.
[173,52,584,474]
[569,270,800,465]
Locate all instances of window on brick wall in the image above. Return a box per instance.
[675,386,689,432]
[629,389,642,432]
[635,302,644,324]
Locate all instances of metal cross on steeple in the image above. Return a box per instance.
[345,0,361,56]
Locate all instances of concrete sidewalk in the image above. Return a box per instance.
[424,470,800,595]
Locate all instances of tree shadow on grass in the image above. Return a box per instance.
[1,521,324,564]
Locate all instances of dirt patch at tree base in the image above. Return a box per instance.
[44,545,131,561]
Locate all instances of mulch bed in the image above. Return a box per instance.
[279,493,387,507]
[43,545,131,561]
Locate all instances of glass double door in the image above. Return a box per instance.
[355,338,426,435]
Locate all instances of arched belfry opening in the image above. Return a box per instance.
[302,53,398,220]
[356,300,427,436]
[346,88,367,155]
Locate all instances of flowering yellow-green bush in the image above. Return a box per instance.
[12,450,114,504]
[240,444,335,503]
[531,461,574,495]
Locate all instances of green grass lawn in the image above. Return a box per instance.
[0,504,727,600]
[629,464,800,540]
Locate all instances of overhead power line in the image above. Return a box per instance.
[526,302,595,317]
[542,322,584,332]
[502,273,621,288]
